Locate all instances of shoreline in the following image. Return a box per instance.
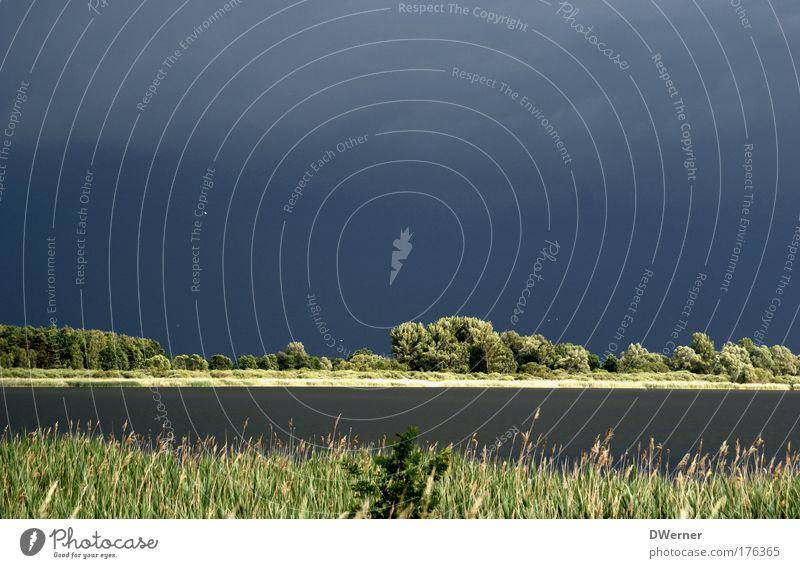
[0,376,794,390]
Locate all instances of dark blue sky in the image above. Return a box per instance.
[1,0,799,360]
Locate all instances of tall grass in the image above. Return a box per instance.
[1,425,798,519]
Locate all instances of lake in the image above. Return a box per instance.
[2,387,799,465]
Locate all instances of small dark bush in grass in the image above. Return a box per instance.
[346,427,450,518]
[519,362,554,379]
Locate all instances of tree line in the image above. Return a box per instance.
[2,319,799,383]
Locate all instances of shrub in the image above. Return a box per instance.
[588,353,601,370]
[143,354,171,372]
[346,427,450,518]
[173,354,208,371]
[391,317,515,373]
[735,364,773,384]
[602,354,619,373]
[286,342,309,367]
[619,343,670,373]
[501,331,554,368]
[341,352,407,371]
[747,345,775,373]
[237,355,258,370]
[550,343,590,373]
[770,345,798,375]
[518,362,554,379]
[257,354,278,371]
[208,354,233,370]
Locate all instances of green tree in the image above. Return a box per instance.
[99,345,128,371]
[390,322,431,371]
[714,342,750,378]
[770,345,798,376]
[276,342,310,370]
[340,352,407,371]
[690,332,717,373]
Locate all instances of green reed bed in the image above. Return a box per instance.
[1,426,799,519]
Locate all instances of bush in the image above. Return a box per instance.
[257,354,278,371]
[619,344,670,373]
[341,352,407,371]
[346,427,450,518]
[550,343,590,373]
[501,332,555,368]
[143,355,171,373]
[770,345,798,375]
[735,364,774,384]
[173,354,208,371]
[518,362,554,379]
[715,342,750,378]
[276,342,310,370]
[602,354,619,373]
[237,355,258,370]
[208,354,233,370]
[670,345,703,373]
[747,345,775,373]
[286,342,309,367]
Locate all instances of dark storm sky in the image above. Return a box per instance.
[1,0,799,359]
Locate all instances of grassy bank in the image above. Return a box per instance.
[1,428,798,519]
[0,368,797,389]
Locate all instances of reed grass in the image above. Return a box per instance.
[1,425,798,519]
